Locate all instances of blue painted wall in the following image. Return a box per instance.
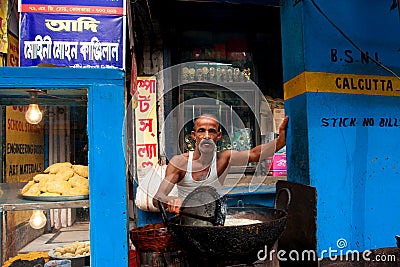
[281,0,400,255]
[282,0,400,79]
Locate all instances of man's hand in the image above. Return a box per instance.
[162,196,183,214]
[276,116,289,152]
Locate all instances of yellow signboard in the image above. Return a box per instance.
[7,33,19,66]
[284,72,400,100]
[0,0,8,53]
[5,106,45,182]
[134,76,159,169]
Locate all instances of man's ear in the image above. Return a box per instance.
[217,131,222,140]
[191,130,196,139]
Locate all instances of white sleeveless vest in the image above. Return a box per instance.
[177,151,221,199]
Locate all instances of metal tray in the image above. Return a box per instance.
[22,194,89,202]
[48,247,90,259]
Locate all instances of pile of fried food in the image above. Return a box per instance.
[2,251,49,267]
[21,162,89,197]
[51,241,90,258]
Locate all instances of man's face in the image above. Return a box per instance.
[192,116,222,153]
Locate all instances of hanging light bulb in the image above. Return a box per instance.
[25,92,43,124]
[25,103,43,124]
[29,210,47,229]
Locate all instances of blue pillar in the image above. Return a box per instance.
[281,0,400,255]
[89,80,128,267]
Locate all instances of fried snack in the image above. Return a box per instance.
[38,174,69,193]
[53,251,62,257]
[46,180,71,195]
[24,183,41,196]
[21,181,35,194]
[66,187,89,196]
[38,180,48,193]
[40,192,61,196]
[75,247,85,256]
[33,173,55,183]
[3,251,49,267]
[55,166,75,181]
[55,247,65,254]
[72,165,88,178]
[41,174,56,182]
[52,242,90,258]
[44,162,72,174]
[38,175,55,192]
[22,162,89,197]
[69,176,89,189]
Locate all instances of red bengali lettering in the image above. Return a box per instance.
[137,95,151,113]
[21,4,123,15]
[137,143,157,159]
[137,79,156,94]
[138,118,153,132]
[141,162,154,168]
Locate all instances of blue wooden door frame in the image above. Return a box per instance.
[0,67,128,267]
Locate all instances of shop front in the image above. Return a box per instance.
[131,0,400,266]
[0,67,128,266]
[130,1,290,266]
[132,0,287,226]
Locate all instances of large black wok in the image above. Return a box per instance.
[158,188,290,264]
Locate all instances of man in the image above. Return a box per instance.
[153,114,289,213]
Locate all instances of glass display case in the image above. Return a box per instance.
[0,67,127,267]
[171,26,287,181]
[177,62,263,175]
[0,88,89,263]
[179,84,259,153]
[174,61,286,184]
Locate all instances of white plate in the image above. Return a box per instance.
[48,248,90,260]
[22,194,89,202]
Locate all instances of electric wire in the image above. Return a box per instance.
[310,0,400,80]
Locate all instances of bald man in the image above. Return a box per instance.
[154,114,289,213]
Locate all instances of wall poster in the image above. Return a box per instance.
[5,106,45,183]
[0,0,8,53]
[19,12,125,69]
[134,77,159,170]
[19,0,125,15]
[7,33,19,66]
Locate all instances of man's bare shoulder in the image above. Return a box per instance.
[168,153,189,170]
[217,149,250,165]
[217,150,232,161]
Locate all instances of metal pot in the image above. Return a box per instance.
[159,188,290,264]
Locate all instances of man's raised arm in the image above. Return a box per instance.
[229,116,288,166]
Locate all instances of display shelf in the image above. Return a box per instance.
[179,82,260,153]
[220,184,276,196]
[0,182,89,211]
[223,173,287,187]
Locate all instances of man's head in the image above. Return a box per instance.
[192,114,222,153]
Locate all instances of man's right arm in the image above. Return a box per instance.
[227,116,288,166]
[152,156,184,213]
